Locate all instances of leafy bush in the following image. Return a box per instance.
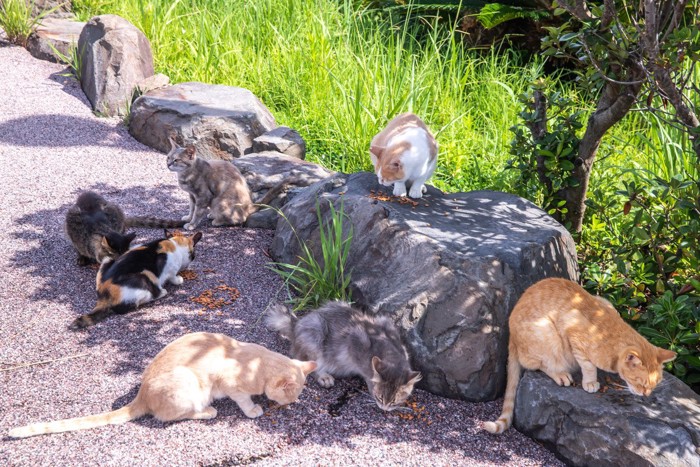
[271,201,353,312]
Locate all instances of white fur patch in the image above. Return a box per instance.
[387,128,436,186]
[158,240,192,286]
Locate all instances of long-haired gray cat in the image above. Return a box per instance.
[166,138,291,230]
[266,301,422,411]
[65,191,185,265]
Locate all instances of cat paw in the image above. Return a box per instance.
[316,373,335,388]
[583,380,601,393]
[408,185,425,199]
[170,275,184,286]
[392,185,407,197]
[183,222,197,231]
[552,372,573,387]
[181,214,192,222]
[157,288,168,299]
[244,404,264,418]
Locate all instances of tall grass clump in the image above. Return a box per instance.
[71,0,539,193]
[271,201,353,312]
[0,0,54,47]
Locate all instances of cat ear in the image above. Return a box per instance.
[184,145,196,159]
[191,232,203,246]
[298,360,317,376]
[370,144,384,156]
[625,352,643,368]
[168,135,179,150]
[164,229,173,238]
[275,377,299,391]
[371,356,383,374]
[657,348,677,364]
[407,371,422,385]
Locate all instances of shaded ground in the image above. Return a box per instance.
[0,43,562,466]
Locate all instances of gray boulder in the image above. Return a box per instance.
[78,15,154,117]
[252,126,306,159]
[26,18,84,63]
[270,171,579,401]
[514,370,700,466]
[129,82,277,160]
[234,151,335,229]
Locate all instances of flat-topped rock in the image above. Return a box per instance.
[252,126,306,159]
[234,151,335,229]
[78,15,154,117]
[26,18,85,63]
[514,370,700,466]
[129,82,277,160]
[271,172,579,401]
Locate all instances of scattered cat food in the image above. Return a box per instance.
[178,269,198,281]
[368,190,420,208]
[190,284,241,312]
[202,268,216,274]
[397,397,432,424]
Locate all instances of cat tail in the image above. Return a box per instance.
[125,216,186,229]
[264,303,297,340]
[8,399,147,439]
[250,176,304,214]
[484,342,521,434]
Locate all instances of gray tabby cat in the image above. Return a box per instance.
[166,139,290,230]
[266,301,422,411]
[65,191,184,265]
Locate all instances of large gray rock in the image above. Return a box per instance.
[514,370,700,466]
[129,82,277,160]
[252,126,306,159]
[78,15,154,116]
[30,0,73,19]
[270,172,579,401]
[26,18,84,64]
[234,151,335,229]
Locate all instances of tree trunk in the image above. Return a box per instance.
[562,78,643,232]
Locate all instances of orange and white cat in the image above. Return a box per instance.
[484,278,676,434]
[9,332,317,438]
[369,113,438,199]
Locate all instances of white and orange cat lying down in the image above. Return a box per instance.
[8,333,317,438]
[370,112,438,199]
[484,278,677,434]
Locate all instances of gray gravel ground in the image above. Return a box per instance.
[0,43,563,466]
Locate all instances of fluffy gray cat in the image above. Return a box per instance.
[266,301,421,411]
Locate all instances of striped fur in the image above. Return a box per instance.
[71,231,202,329]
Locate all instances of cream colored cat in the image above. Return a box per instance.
[484,278,676,434]
[369,112,438,199]
[9,333,317,438]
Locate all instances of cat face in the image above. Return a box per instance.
[618,347,676,396]
[166,138,196,173]
[371,143,409,185]
[369,356,422,411]
[164,230,203,263]
[265,360,317,405]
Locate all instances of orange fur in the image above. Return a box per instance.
[484,278,676,434]
[9,333,317,438]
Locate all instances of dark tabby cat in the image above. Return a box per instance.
[71,230,202,329]
[65,191,185,265]
[266,301,422,411]
[166,139,291,230]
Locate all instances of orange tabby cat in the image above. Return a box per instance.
[484,278,676,434]
[9,333,317,438]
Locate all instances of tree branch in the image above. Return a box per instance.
[557,0,592,21]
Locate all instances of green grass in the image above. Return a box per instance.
[0,0,54,47]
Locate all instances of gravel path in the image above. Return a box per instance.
[0,43,563,466]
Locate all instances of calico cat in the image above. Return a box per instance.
[484,278,677,434]
[70,230,203,329]
[369,112,438,199]
[8,332,317,438]
[166,138,291,230]
[266,301,421,412]
[65,191,185,265]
